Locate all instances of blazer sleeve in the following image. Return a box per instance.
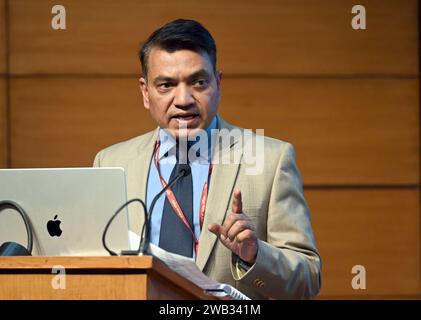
[93,151,103,167]
[231,143,322,299]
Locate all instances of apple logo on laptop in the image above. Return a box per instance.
[47,215,62,237]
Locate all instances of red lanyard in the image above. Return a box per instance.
[153,140,212,256]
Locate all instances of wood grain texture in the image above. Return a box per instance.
[0,0,5,75]
[219,78,420,185]
[10,78,419,185]
[0,77,7,168]
[9,0,419,75]
[0,273,148,299]
[0,255,154,269]
[10,77,155,168]
[0,256,216,299]
[308,189,421,297]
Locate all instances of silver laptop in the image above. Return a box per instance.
[0,167,130,256]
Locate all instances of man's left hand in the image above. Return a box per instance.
[208,189,258,264]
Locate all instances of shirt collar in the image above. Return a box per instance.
[157,116,218,162]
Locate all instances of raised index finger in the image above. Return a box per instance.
[232,189,243,214]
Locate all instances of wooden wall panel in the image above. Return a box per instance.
[0,0,5,74]
[308,189,421,297]
[0,78,6,167]
[221,79,419,185]
[10,78,419,186]
[10,78,155,168]
[9,0,418,76]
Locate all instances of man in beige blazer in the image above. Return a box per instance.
[94,19,321,299]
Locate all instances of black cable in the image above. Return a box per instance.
[103,168,189,256]
[102,198,147,256]
[140,168,189,255]
[0,200,33,254]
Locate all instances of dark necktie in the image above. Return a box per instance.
[159,144,194,257]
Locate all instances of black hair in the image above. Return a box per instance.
[139,19,217,79]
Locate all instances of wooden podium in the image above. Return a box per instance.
[0,256,217,299]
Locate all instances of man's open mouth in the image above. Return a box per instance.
[172,114,199,120]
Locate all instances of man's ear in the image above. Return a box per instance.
[139,77,150,110]
[216,70,222,90]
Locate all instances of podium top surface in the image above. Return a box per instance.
[0,255,156,270]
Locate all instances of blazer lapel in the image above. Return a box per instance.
[196,117,243,271]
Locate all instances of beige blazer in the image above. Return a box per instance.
[94,116,321,299]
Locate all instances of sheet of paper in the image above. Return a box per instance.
[128,231,250,299]
[149,242,221,289]
[129,231,219,288]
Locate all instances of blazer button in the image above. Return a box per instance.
[253,278,265,288]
